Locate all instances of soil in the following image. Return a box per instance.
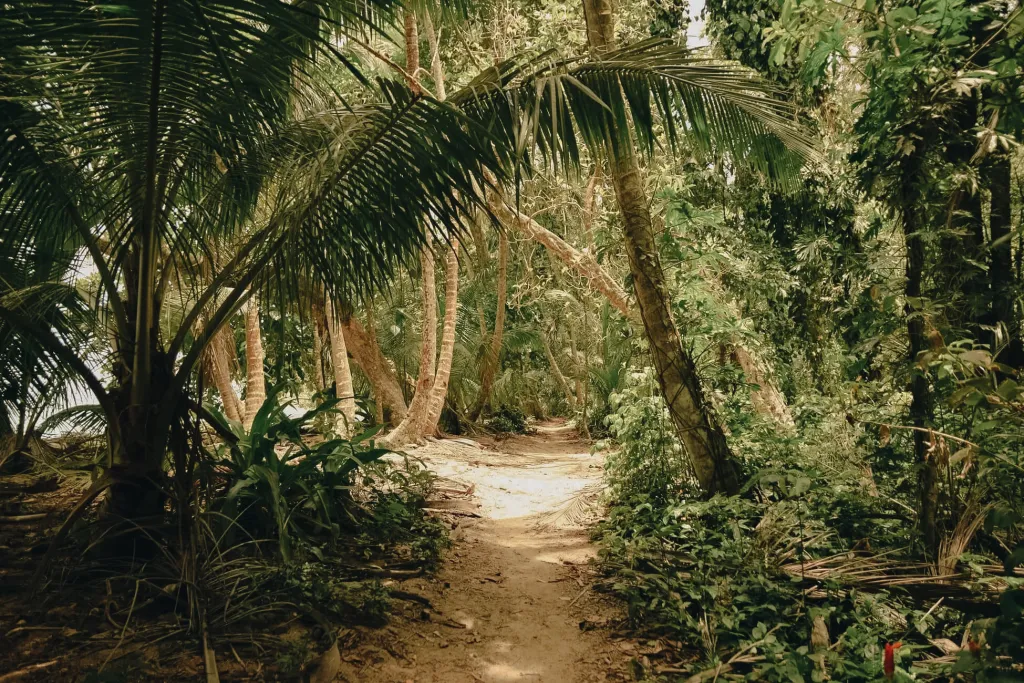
[344,420,634,683]
[0,422,637,682]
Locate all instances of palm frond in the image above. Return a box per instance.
[452,39,818,182]
[40,404,108,436]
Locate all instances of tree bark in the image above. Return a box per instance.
[901,154,938,559]
[242,296,266,430]
[489,193,633,319]
[208,325,243,423]
[325,299,357,437]
[730,346,794,427]
[987,154,1021,366]
[385,245,438,445]
[404,11,420,91]
[581,0,743,495]
[422,240,460,436]
[471,232,508,420]
[342,316,408,422]
[541,326,577,408]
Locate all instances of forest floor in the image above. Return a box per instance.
[346,420,636,683]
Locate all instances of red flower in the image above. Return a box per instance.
[883,642,902,679]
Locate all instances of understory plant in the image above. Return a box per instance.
[211,389,390,561]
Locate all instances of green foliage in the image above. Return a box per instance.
[211,389,389,560]
[485,405,530,434]
[281,563,393,626]
[598,487,969,681]
[599,368,696,504]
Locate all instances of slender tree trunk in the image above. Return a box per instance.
[901,156,938,558]
[471,232,508,420]
[422,240,460,436]
[325,299,357,437]
[413,11,458,439]
[404,11,420,91]
[421,10,446,101]
[385,245,438,445]
[209,325,243,423]
[581,0,742,495]
[489,192,633,318]
[243,296,266,430]
[311,317,326,393]
[987,154,1021,366]
[541,327,577,408]
[343,316,408,422]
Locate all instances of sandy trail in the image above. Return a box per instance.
[351,420,630,683]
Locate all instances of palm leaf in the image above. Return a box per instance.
[451,38,818,182]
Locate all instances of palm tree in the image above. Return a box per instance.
[0,0,506,518]
[1,0,813,520]
[445,27,815,494]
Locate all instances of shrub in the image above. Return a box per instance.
[485,405,530,435]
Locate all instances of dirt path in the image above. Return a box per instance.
[350,421,631,683]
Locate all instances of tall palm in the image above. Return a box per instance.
[0,0,506,518]
[447,32,816,494]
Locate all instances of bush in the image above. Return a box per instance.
[599,368,697,506]
[485,405,530,434]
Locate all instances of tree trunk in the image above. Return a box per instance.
[581,0,743,495]
[901,155,938,559]
[311,300,327,393]
[471,232,508,420]
[489,192,633,319]
[987,154,1021,366]
[422,240,460,436]
[342,316,408,422]
[384,245,438,446]
[404,11,420,91]
[541,327,577,409]
[243,296,266,430]
[325,299,357,437]
[208,325,243,423]
[421,10,446,101]
[730,346,794,427]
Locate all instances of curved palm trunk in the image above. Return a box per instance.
[242,296,266,430]
[421,240,460,437]
[209,325,243,423]
[471,232,508,420]
[384,246,438,446]
[581,0,742,495]
[342,316,408,422]
[489,193,632,318]
[325,299,357,437]
[541,327,577,409]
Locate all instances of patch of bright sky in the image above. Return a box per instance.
[687,0,709,49]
